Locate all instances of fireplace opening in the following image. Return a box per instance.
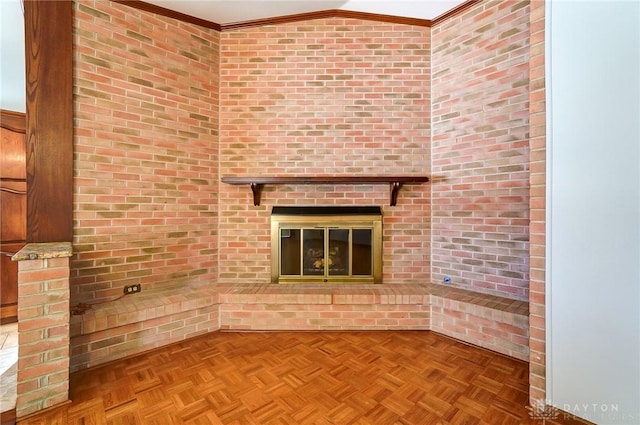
[271,206,382,284]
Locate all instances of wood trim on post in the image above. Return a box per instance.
[0,110,26,133]
[24,0,74,243]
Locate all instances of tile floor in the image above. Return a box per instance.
[0,322,18,413]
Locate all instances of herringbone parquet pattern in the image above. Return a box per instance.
[17,331,588,425]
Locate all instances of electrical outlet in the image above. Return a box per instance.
[123,284,141,294]
[443,275,452,284]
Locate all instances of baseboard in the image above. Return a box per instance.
[1,409,15,425]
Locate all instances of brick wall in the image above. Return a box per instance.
[71,3,531,297]
[219,19,431,284]
[431,1,530,300]
[16,250,71,418]
[72,1,220,304]
[528,0,547,404]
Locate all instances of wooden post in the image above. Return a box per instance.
[24,0,73,243]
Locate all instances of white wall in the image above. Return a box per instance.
[547,1,640,423]
[0,0,25,113]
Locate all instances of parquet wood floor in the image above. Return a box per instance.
[16,331,590,425]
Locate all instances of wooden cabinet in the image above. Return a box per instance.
[1,110,26,323]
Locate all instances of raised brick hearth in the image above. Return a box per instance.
[69,282,528,372]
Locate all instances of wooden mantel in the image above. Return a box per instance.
[221,176,430,206]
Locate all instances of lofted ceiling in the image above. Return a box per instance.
[141,0,469,26]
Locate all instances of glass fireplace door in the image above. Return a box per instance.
[271,207,383,284]
[303,228,325,276]
[328,229,349,276]
[278,225,375,283]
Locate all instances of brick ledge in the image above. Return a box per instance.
[71,282,528,337]
[70,282,530,370]
[217,282,430,305]
[70,281,218,336]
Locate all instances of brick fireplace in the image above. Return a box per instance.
[71,0,529,301]
[68,0,531,377]
[218,18,432,285]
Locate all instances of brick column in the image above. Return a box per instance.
[528,0,547,406]
[12,242,72,418]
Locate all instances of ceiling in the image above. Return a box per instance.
[142,0,469,26]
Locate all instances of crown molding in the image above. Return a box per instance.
[114,0,479,31]
[431,0,480,26]
[112,0,222,31]
[220,9,432,31]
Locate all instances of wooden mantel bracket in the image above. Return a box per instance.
[221,176,430,206]
[249,182,263,206]
[390,181,402,207]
